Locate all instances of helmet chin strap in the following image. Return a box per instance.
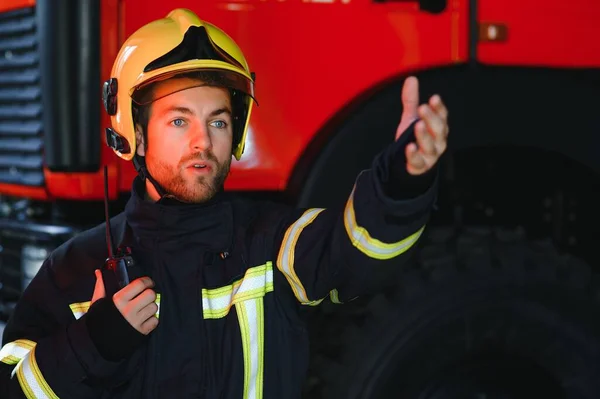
[133,154,170,200]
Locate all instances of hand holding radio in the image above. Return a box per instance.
[93,270,159,335]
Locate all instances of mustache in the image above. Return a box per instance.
[179,151,219,166]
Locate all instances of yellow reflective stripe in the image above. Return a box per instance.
[2,355,21,365]
[306,298,324,306]
[0,339,36,365]
[330,289,343,304]
[202,265,270,396]
[15,346,59,399]
[344,187,425,259]
[236,298,264,399]
[277,208,325,304]
[69,301,91,320]
[155,293,161,319]
[202,263,274,319]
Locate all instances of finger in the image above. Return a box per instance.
[405,142,418,157]
[130,288,157,314]
[406,143,424,175]
[429,96,450,145]
[91,269,105,304]
[429,94,448,122]
[415,121,436,156]
[139,315,159,335]
[396,76,420,137]
[406,143,427,174]
[115,277,155,303]
[418,105,446,142]
[401,76,419,119]
[137,302,159,322]
[434,136,448,156]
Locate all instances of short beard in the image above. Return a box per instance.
[146,150,231,204]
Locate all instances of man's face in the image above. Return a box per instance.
[136,78,233,203]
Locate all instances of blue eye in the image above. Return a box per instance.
[211,120,227,129]
[172,118,185,127]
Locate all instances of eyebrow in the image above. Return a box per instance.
[159,106,232,118]
[208,107,232,118]
[159,106,194,117]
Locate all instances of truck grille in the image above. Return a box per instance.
[0,7,43,186]
[0,232,24,305]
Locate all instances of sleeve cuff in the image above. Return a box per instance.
[373,118,439,200]
[31,309,125,388]
[85,297,148,362]
[368,118,439,212]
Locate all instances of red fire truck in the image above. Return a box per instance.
[1,0,600,397]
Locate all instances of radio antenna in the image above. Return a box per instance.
[103,165,116,259]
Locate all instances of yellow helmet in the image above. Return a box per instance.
[103,8,256,161]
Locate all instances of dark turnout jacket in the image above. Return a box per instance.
[0,123,439,398]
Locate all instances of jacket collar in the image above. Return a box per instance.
[124,176,233,252]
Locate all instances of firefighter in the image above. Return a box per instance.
[0,8,449,399]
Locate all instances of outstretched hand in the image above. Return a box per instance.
[396,76,449,175]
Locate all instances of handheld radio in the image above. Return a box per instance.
[103,166,134,289]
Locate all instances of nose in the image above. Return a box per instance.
[189,123,212,152]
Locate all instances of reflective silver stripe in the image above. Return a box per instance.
[344,187,425,259]
[0,339,35,365]
[15,346,59,399]
[202,263,274,319]
[237,297,264,399]
[276,208,325,304]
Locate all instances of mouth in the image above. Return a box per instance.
[186,161,213,173]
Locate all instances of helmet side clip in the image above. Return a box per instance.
[102,78,118,115]
[105,128,131,154]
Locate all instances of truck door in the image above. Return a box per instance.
[476,0,600,67]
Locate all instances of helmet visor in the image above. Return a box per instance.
[131,68,254,106]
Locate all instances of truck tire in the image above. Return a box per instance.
[303,226,600,399]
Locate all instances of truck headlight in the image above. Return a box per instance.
[21,245,50,290]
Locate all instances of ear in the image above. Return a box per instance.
[135,125,146,156]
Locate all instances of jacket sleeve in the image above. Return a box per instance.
[274,120,439,305]
[0,257,141,399]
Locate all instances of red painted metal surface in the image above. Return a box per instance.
[1,0,598,200]
[41,0,126,200]
[477,0,600,68]
[0,183,47,201]
[122,0,468,192]
[44,164,120,201]
[1,0,34,13]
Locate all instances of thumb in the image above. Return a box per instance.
[91,269,106,304]
[396,76,420,139]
